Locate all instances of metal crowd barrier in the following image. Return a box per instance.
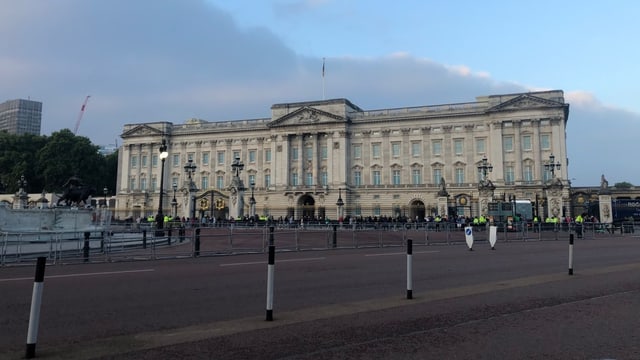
[1,221,637,266]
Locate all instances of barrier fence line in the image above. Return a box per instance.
[406,239,413,300]
[25,256,47,359]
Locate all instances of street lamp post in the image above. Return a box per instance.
[249,181,256,217]
[103,186,108,208]
[336,188,345,222]
[183,158,198,222]
[508,194,517,219]
[210,189,215,222]
[171,182,178,218]
[544,153,562,179]
[156,140,169,230]
[477,155,493,182]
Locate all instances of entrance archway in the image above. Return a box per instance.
[298,194,316,220]
[409,200,426,221]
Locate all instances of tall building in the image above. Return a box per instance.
[0,99,42,135]
[117,90,570,222]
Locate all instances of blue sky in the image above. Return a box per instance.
[1,0,638,186]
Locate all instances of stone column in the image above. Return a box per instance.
[598,194,613,224]
[437,197,449,218]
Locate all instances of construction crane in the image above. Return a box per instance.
[73,95,91,135]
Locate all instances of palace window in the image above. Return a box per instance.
[432,140,442,156]
[354,171,362,186]
[475,138,486,154]
[412,169,421,185]
[540,134,551,150]
[454,139,464,155]
[353,144,362,159]
[392,170,401,185]
[392,143,401,157]
[372,143,381,158]
[455,168,465,185]
[503,136,514,152]
[522,135,532,151]
[433,168,442,185]
[372,170,381,185]
[505,166,515,184]
[411,142,421,157]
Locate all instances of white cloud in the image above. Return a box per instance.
[0,1,639,185]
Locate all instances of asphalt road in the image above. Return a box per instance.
[1,235,640,359]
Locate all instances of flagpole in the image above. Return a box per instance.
[322,57,325,100]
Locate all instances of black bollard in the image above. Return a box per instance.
[406,239,413,299]
[83,232,90,262]
[167,228,172,245]
[568,233,574,275]
[25,257,47,359]
[194,228,201,257]
[269,226,275,246]
[332,225,338,248]
[142,229,147,249]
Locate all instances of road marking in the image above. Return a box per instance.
[0,269,155,282]
[365,250,439,257]
[220,257,326,267]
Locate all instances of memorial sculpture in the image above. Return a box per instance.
[57,175,96,206]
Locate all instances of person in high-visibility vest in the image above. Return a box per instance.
[575,213,584,238]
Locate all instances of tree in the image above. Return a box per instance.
[0,130,117,196]
[36,129,106,193]
[0,131,47,193]
[614,182,633,189]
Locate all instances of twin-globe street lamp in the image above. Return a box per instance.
[156,140,169,230]
[249,181,256,217]
[336,188,345,221]
[172,182,178,218]
[184,158,198,221]
[544,153,562,179]
[477,155,493,182]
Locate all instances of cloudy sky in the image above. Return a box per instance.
[1,0,638,186]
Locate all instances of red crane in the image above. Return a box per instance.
[73,95,91,135]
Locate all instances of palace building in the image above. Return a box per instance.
[117,90,570,222]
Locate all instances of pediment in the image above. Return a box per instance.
[267,107,346,128]
[121,124,164,138]
[488,94,564,112]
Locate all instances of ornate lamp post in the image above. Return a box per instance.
[544,153,561,179]
[249,181,256,217]
[183,158,198,222]
[336,188,345,221]
[477,155,493,182]
[171,182,178,218]
[156,140,169,230]
[508,194,517,219]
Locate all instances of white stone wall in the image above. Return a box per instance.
[117,91,570,221]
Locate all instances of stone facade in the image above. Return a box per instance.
[117,90,571,222]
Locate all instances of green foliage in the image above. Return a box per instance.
[0,130,117,195]
[614,181,633,189]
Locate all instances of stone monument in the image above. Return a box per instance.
[228,156,246,219]
[598,174,613,223]
[437,177,449,218]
